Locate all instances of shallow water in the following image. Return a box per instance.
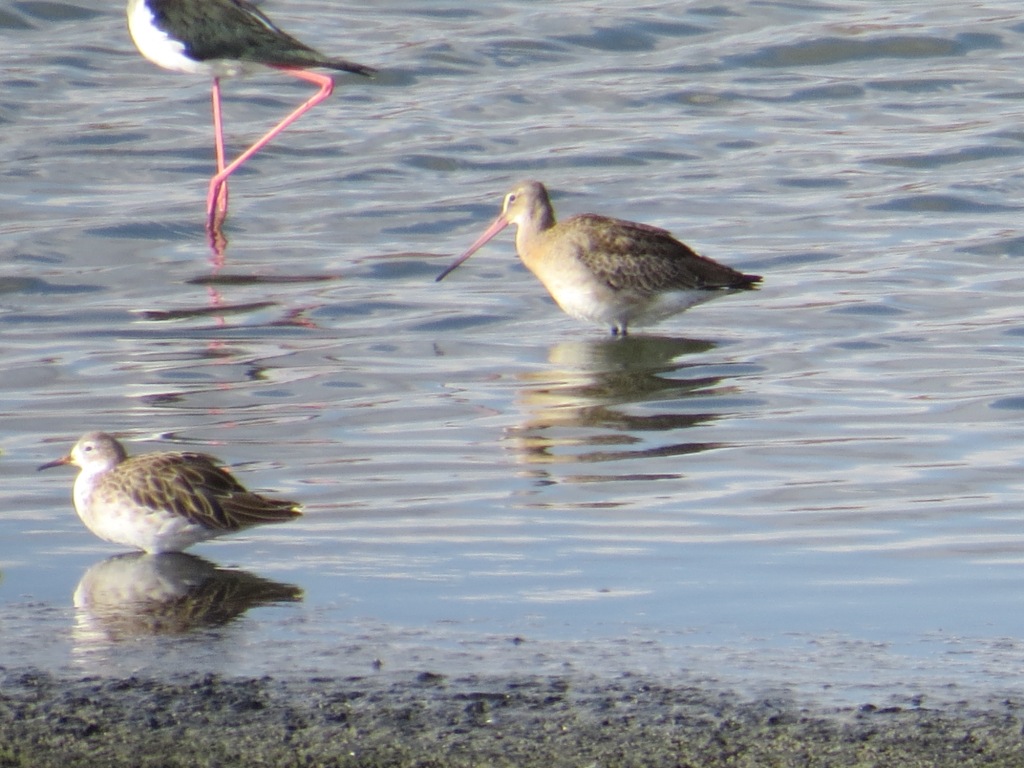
[3,0,1024,704]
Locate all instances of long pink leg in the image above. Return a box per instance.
[206,68,335,230]
[210,77,229,219]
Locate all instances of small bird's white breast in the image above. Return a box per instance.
[126,0,207,74]
[127,0,268,78]
[72,468,215,554]
[127,0,210,75]
[544,275,716,331]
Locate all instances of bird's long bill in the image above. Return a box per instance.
[37,455,71,472]
[435,214,510,282]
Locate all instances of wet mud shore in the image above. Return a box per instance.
[3,668,1024,767]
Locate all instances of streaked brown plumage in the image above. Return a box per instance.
[437,180,761,335]
[39,431,301,553]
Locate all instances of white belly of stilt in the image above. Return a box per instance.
[127,0,259,77]
[127,0,209,74]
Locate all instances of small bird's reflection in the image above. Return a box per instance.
[510,335,744,468]
[73,552,302,644]
[133,271,334,329]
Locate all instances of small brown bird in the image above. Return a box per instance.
[39,432,301,553]
[437,180,761,335]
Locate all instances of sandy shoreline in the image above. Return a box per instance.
[3,668,1024,767]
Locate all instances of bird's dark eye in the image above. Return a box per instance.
[504,193,517,210]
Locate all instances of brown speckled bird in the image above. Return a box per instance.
[39,432,301,553]
[437,180,761,335]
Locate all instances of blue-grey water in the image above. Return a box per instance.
[3,0,1024,705]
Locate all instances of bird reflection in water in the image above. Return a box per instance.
[136,272,332,329]
[72,552,301,645]
[507,335,756,472]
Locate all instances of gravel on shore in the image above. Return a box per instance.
[3,668,1024,767]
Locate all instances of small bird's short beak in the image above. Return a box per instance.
[435,214,511,282]
[37,454,72,472]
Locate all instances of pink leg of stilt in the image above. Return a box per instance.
[205,68,335,231]
[210,77,229,218]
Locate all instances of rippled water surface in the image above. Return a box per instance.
[3,0,1024,703]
